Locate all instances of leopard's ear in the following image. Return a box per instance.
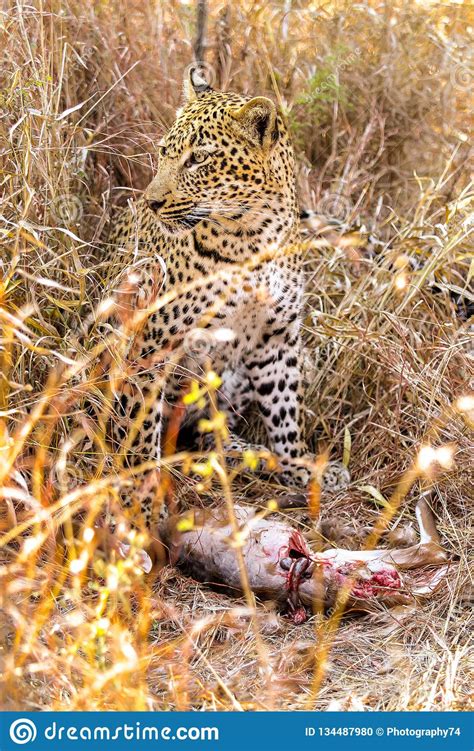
[183,65,213,102]
[231,97,279,150]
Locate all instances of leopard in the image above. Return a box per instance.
[105,67,311,528]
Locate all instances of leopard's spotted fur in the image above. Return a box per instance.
[107,68,310,526]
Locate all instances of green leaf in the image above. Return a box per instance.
[343,427,351,468]
[357,484,388,507]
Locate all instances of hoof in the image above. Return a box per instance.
[278,492,307,508]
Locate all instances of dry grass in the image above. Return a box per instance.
[0,0,473,711]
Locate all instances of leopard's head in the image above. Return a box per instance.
[144,67,297,243]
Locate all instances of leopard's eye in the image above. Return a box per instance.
[157,144,167,157]
[185,150,210,168]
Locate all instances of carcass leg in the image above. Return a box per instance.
[385,497,448,570]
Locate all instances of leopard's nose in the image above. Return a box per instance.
[146,198,166,213]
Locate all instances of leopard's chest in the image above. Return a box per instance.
[138,245,302,371]
[226,264,291,325]
[203,262,302,365]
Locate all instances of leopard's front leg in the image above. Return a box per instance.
[245,325,310,487]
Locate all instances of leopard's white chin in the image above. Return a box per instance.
[158,218,194,236]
